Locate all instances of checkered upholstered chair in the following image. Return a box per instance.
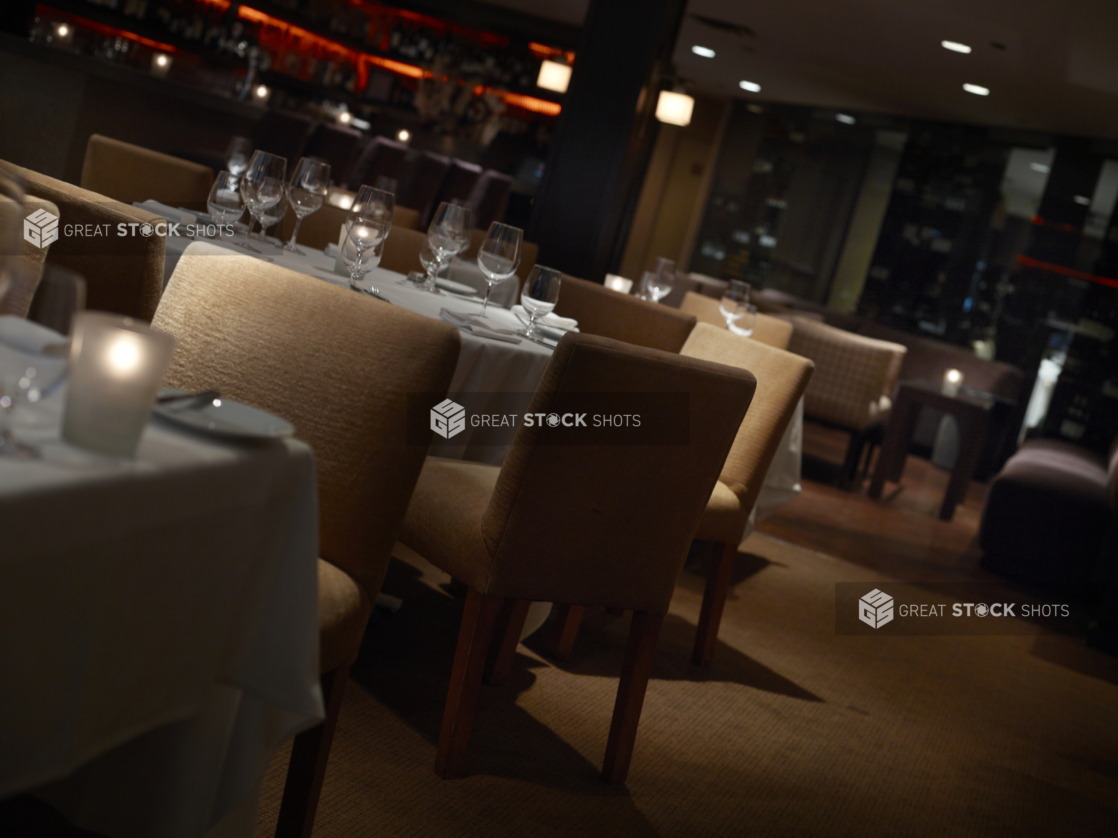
[787,317,906,488]
[153,242,461,837]
[398,332,756,782]
[679,291,794,350]
[81,135,213,210]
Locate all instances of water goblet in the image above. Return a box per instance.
[517,265,562,342]
[476,222,522,317]
[284,157,330,254]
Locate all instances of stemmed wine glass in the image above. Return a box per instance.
[0,267,86,458]
[517,265,562,342]
[238,151,286,251]
[342,187,393,294]
[476,222,522,317]
[206,171,244,239]
[225,136,253,177]
[284,157,330,254]
[422,202,471,292]
[720,280,757,337]
[638,257,675,302]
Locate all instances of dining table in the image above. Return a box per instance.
[0,318,323,838]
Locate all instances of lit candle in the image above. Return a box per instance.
[603,274,633,294]
[151,52,172,77]
[942,368,963,398]
[62,313,176,457]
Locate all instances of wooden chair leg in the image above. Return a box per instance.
[547,604,585,660]
[435,587,502,779]
[603,611,663,784]
[692,541,737,668]
[275,664,350,838]
[483,598,531,686]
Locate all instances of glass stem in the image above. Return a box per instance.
[287,214,303,249]
[481,285,492,316]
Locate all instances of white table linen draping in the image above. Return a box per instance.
[0,326,322,838]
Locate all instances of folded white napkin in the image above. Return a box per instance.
[440,309,522,344]
[134,201,195,226]
[510,305,578,331]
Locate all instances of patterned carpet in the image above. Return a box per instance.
[254,534,1118,837]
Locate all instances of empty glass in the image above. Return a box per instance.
[238,150,286,251]
[225,136,253,177]
[284,157,331,254]
[351,185,395,236]
[207,172,245,237]
[638,257,675,302]
[423,202,471,292]
[720,280,756,337]
[476,222,523,317]
[341,222,385,284]
[0,269,85,458]
[517,265,562,341]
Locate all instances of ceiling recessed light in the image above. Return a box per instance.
[941,40,971,54]
[963,83,989,96]
[836,113,856,125]
[739,80,761,93]
[692,45,716,58]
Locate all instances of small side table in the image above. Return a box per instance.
[869,380,993,521]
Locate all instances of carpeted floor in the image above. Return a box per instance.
[253,532,1118,837]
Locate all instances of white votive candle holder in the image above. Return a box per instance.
[942,368,963,398]
[603,274,633,294]
[62,313,176,457]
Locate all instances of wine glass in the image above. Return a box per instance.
[341,223,385,285]
[351,185,395,236]
[476,222,522,317]
[284,157,330,254]
[239,151,286,249]
[225,136,253,177]
[0,268,86,458]
[517,265,562,341]
[720,280,756,337]
[207,171,244,239]
[423,202,471,292]
[342,201,388,292]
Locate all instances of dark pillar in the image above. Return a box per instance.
[529,0,686,281]
[0,0,36,37]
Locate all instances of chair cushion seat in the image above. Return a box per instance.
[399,457,499,593]
[318,559,373,674]
[694,480,746,544]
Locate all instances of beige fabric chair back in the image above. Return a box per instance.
[681,294,796,351]
[554,275,696,353]
[153,242,461,597]
[1,159,166,321]
[788,317,906,431]
[2,195,60,317]
[478,332,756,613]
[393,205,422,230]
[81,135,213,210]
[380,225,426,275]
[682,323,813,515]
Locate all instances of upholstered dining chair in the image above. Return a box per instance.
[554,276,697,353]
[399,332,756,783]
[548,324,814,667]
[152,242,461,838]
[787,317,906,489]
[1,192,59,317]
[679,291,794,350]
[0,159,166,321]
[80,134,214,210]
[379,226,427,275]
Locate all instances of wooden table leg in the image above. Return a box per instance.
[869,396,919,499]
[939,411,988,521]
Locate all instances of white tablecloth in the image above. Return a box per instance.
[0,330,322,838]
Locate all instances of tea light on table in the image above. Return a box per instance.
[942,368,963,397]
[62,313,176,457]
[151,52,172,77]
[603,274,633,294]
